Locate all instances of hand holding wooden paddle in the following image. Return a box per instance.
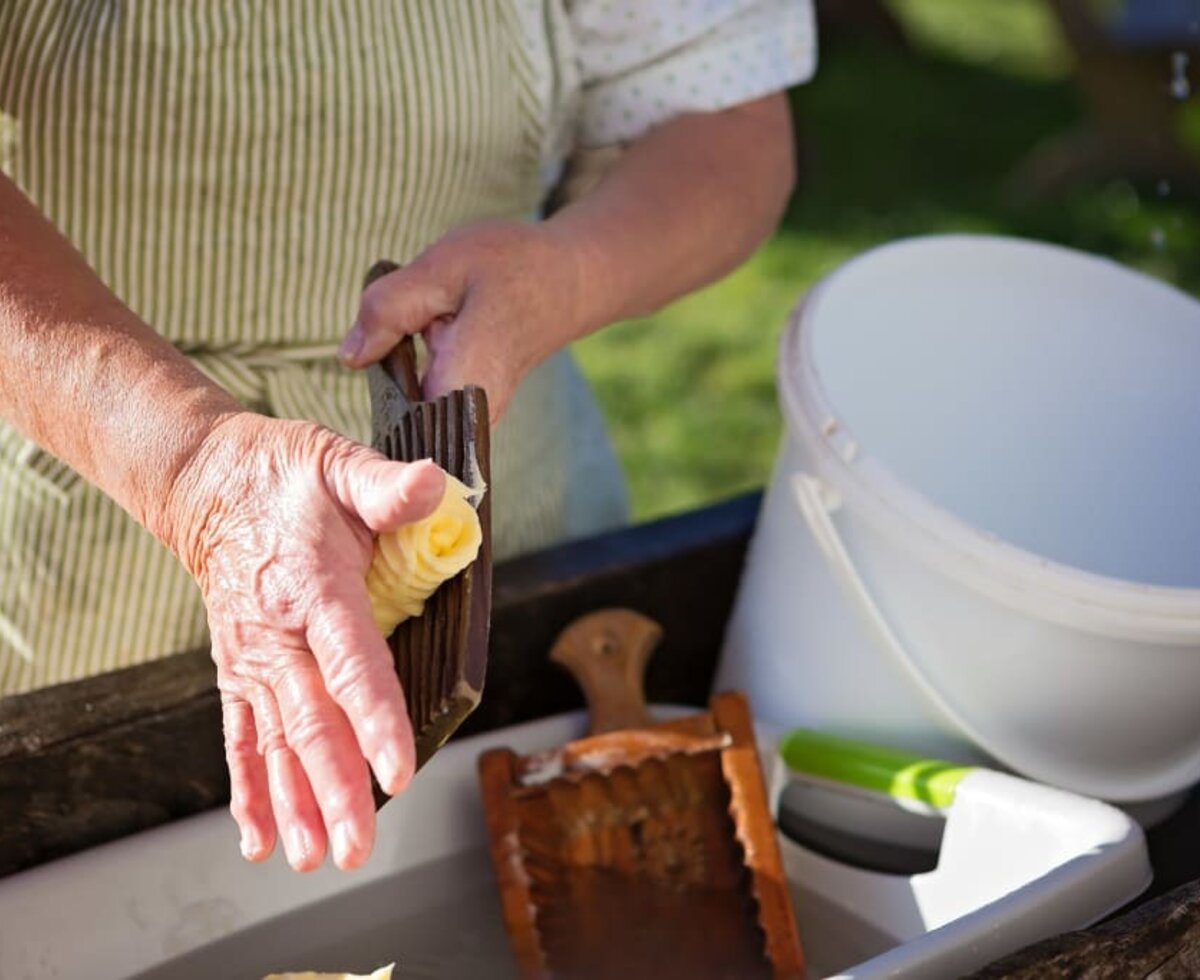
[169,414,446,873]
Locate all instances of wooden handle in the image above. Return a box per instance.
[549,609,662,735]
[362,259,422,403]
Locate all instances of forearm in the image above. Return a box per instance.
[546,92,795,341]
[0,173,241,540]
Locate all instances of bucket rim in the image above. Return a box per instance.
[778,233,1200,640]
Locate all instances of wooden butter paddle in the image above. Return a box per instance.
[362,259,492,790]
[478,608,806,979]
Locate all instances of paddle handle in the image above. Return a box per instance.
[549,608,661,735]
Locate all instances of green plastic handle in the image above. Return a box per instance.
[779,729,975,811]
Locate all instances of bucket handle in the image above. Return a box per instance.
[790,472,1011,768]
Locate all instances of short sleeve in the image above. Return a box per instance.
[565,0,817,147]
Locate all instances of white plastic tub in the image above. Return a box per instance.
[716,234,1200,810]
[0,709,1150,980]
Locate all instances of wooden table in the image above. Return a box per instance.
[2,491,1198,974]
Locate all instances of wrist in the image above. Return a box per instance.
[537,200,643,338]
[58,323,250,560]
[149,405,255,581]
[536,214,620,342]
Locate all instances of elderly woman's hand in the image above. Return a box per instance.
[337,95,794,422]
[338,219,584,423]
[165,412,445,871]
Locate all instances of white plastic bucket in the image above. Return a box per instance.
[716,234,1200,808]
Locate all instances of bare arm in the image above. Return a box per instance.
[0,173,446,872]
[551,92,796,336]
[0,173,239,539]
[344,93,796,419]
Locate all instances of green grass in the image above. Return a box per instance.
[574,7,1200,524]
[571,238,841,521]
[889,0,1072,80]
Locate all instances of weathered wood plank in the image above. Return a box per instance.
[0,693,227,876]
[967,879,1200,978]
[0,492,761,877]
[0,648,215,759]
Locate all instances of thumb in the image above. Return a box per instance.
[328,450,446,533]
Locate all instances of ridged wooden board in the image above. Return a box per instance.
[478,609,805,979]
[363,260,492,789]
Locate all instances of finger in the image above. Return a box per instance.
[265,744,328,872]
[422,307,513,425]
[306,595,416,799]
[243,680,327,870]
[220,693,276,862]
[339,261,463,368]
[245,677,288,758]
[326,450,445,535]
[273,658,377,870]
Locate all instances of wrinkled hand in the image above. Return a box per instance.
[338,219,583,422]
[166,412,446,871]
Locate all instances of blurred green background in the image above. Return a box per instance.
[573,0,1200,523]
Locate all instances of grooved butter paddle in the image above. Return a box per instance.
[362,259,492,798]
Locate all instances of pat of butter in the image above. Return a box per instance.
[366,472,483,636]
[261,966,393,980]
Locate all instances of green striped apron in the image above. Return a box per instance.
[0,1,628,694]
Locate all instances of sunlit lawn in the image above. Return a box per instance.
[574,0,1200,523]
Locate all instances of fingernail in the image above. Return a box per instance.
[375,745,408,795]
[338,323,365,363]
[240,828,261,860]
[332,822,358,868]
[404,461,446,510]
[287,824,315,870]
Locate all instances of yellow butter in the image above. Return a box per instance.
[365,472,482,636]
